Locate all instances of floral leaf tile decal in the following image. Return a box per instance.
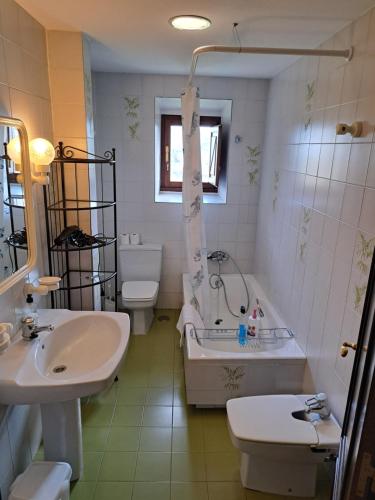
[354,284,367,312]
[246,145,261,185]
[248,168,259,185]
[221,366,245,392]
[123,96,140,140]
[356,232,375,275]
[353,231,375,311]
[303,80,315,133]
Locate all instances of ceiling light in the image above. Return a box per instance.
[169,15,211,31]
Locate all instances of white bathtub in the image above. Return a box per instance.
[182,273,306,406]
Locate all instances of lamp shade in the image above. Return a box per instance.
[7,136,21,164]
[29,138,55,166]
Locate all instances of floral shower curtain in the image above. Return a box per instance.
[181,85,210,323]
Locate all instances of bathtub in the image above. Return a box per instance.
[182,273,306,406]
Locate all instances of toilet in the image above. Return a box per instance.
[119,243,162,334]
[227,395,341,498]
[8,461,72,500]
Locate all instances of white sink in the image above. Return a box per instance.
[0,309,130,405]
[0,308,130,481]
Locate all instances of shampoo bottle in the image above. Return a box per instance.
[247,308,259,337]
[238,305,248,346]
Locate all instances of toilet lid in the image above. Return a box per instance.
[227,395,319,446]
[122,281,159,301]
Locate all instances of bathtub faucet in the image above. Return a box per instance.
[305,393,331,419]
[207,250,229,263]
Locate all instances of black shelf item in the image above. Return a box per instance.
[50,236,117,252]
[1,140,28,273]
[43,142,118,312]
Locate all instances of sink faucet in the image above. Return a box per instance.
[305,393,331,420]
[21,316,54,341]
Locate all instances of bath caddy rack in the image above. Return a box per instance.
[189,326,294,346]
[43,143,118,311]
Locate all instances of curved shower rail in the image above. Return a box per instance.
[188,44,354,85]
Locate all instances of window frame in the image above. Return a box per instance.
[160,114,222,193]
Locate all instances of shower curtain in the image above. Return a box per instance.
[181,85,210,323]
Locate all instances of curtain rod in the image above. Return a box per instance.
[188,44,353,85]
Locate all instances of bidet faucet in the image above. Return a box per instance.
[21,316,54,341]
[305,393,331,419]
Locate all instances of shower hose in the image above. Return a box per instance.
[207,250,250,318]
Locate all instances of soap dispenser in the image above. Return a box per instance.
[24,294,38,325]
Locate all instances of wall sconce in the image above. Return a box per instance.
[7,137,55,185]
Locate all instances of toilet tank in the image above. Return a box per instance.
[119,244,163,282]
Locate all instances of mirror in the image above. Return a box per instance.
[0,117,37,294]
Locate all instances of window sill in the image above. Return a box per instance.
[155,190,227,204]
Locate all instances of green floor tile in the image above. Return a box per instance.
[81,452,103,481]
[82,403,115,427]
[148,369,174,388]
[171,452,206,482]
[107,426,140,451]
[173,406,204,427]
[171,482,209,500]
[142,405,173,427]
[112,405,144,426]
[90,384,118,405]
[172,426,204,452]
[205,452,240,482]
[117,386,148,405]
[146,388,174,405]
[202,408,228,427]
[173,369,185,388]
[204,424,235,452]
[94,481,133,500]
[99,451,137,481]
[208,482,246,500]
[135,452,171,482]
[173,386,186,406]
[119,368,149,387]
[83,427,110,452]
[139,427,172,451]
[70,481,96,500]
[132,482,171,500]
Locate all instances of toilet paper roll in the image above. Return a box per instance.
[120,233,130,245]
[130,233,141,245]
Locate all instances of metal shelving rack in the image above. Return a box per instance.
[43,142,118,311]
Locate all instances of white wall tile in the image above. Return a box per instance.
[254,9,375,425]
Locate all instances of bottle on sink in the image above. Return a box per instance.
[238,305,248,346]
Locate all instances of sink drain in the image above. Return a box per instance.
[53,365,67,374]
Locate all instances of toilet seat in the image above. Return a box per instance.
[227,395,318,446]
[122,281,159,302]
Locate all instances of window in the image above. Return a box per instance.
[160,114,222,193]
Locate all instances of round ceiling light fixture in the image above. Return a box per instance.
[169,15,211,31]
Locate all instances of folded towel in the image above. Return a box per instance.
[177,304,205,347]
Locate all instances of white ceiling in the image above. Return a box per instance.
[17,0,375,77]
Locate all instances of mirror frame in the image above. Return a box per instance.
[0,116,37,294]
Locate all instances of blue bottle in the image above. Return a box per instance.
[238,305,248,346]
